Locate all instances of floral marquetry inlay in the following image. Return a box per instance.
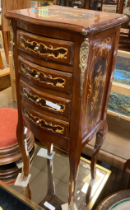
[91,65,104,113]
[20,37,68,60]
[82,36,113,132]
[23,88,65,113]
[25,109,64,134]
[21,63,66,88]
[89,37,111,111]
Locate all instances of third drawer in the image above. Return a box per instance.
[20,80,71,117]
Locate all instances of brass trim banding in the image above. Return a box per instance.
[20,37,68,59]
[25,109,64,134]
[79,38,89,97]
[23,88,65,113]
[21,64,66,88]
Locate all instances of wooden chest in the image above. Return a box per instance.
[6,6,128,209]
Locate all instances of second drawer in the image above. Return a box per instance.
[19,56,73,94]
[20,80,71,117]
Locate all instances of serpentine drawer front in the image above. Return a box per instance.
[18,56,73,94]
[20,80,71,117]
[22,106,70,138]
[6,5,128,210]
[17,30,74,65]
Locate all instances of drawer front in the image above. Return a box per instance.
[20,80,71,117]
[22,107,69,138]
[17,30,74,65]
[19,56,73,94]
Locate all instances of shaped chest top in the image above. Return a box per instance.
[6,5,128,35]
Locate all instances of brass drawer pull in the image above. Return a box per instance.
[36,120,40,124]
[36,98,40,103]
[34,46,40,51]
[34,74,39,79]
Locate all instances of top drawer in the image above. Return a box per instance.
[17,30,74,65]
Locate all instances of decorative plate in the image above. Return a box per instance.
[109,198,130,210]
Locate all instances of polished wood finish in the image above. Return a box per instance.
[5,6,128,209]
[91,120,108,179]
[5,6,128,35]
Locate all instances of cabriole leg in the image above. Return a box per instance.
[91,120,108,179]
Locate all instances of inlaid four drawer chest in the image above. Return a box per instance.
[6,6,128,209]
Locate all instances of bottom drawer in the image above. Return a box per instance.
[22,105,69,138]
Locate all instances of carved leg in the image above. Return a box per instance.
[91,120,108,179]
[68,150,81,210]
[17,118,30,179]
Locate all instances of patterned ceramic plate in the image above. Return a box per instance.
[109,199,130,210]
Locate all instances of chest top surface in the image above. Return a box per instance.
[6,5,128,35]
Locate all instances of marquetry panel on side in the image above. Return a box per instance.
[81,32,116,137]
